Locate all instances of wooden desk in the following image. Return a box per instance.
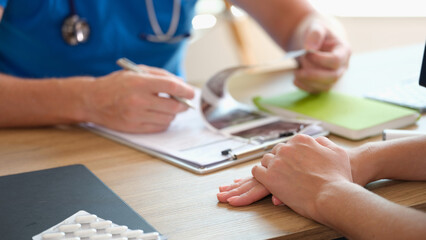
[1,45,425,240]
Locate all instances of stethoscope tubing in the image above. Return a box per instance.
[63,0,190,45]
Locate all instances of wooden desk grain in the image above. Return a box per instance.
[1,45,426,239]
[0,122,425,240]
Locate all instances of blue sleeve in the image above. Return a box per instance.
[0,0,8,7]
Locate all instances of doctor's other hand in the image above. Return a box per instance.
[294,21,351,93]
[84,65,195,133]
[252,134,352,221]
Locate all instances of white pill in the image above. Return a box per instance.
[138,232,159,240]
[90,220,112,229]
[58,223,81,232]
[106,225,128,234]
[42,232,65,239]
[75,214,97,223]
[112,238,128,240]
[122,229,144,238]
[74,214,98,223]
[63,238,80,240]
[89,233,113,240]
[74,229,97,237]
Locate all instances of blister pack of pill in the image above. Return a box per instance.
[32,210,160,240]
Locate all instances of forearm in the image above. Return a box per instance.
[316,181,426,240]
[232,0,315,50]
[0,73,94,127]
[350,136,426,185]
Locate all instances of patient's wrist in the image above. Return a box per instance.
[314,181,357,226]
[348,143,382,186]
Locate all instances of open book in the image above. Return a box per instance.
[84,51,328,174]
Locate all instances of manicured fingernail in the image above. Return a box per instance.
[227,196,239,203]
[217,193,229,202]
[219,185,230,191]
[272,197,280,205]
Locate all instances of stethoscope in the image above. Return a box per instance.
[61,0,90,45]
[62,0,190,46]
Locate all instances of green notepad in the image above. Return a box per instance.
[253,90,420,140]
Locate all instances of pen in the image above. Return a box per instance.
[116,57,195,109]
[284,49,308,59]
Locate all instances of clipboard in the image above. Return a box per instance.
[84,51,328,174]
[84,126,273,174]
[84,120,327,174]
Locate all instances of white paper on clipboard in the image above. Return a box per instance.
[84,51,328,174]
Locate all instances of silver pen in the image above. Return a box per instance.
[116,57,195,109]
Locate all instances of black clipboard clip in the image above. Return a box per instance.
[221,131,296,160]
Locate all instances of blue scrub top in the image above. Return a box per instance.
[0,0,197,78]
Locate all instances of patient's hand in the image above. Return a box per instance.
[217,176,282,206]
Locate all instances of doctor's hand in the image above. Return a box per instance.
[252,135,352,221]
[294,21,351,93]
[84,65,195,133]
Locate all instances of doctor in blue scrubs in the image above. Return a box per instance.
[0,0,350,133]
